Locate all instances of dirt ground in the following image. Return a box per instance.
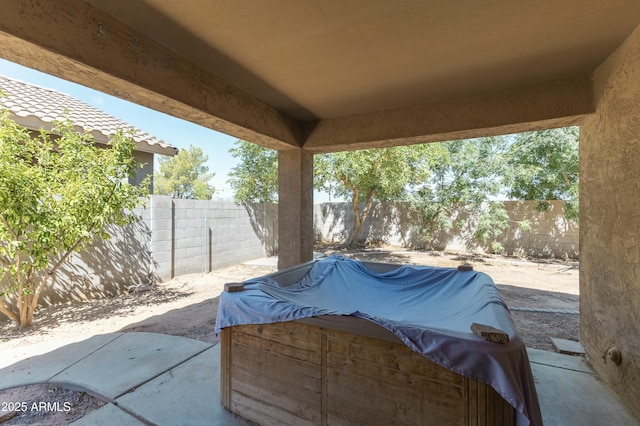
[0,247,579,424]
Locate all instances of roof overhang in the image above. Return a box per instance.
[1,0,639,151]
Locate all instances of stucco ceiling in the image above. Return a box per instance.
[87,0,640,121]
[1,1,640,150]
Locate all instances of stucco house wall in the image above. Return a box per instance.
[132,150,155,189]
[581,23,640,418]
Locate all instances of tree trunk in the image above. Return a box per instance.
[19,297,30,328]
[344,187,361,248]
[346,187,376,248]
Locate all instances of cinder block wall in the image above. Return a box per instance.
[209,201,276,272]
[149,197,277,281]
[496,201,579,258]
[1,197,579,313]
[149,195,174,281]
[1,205,152,309]
[314,200,579,259]
[0,198,277,311]
[314,202,419,247]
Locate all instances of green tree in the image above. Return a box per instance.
[228,131,578,252]
[506,127,579,220]
[316,145,443,248]
[0,110,149,328]
[154,145,215,199]
[228,140,278,203]
[410,138,515,252]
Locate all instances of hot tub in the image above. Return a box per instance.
[216,256,542,426]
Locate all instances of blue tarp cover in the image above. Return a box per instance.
[216,255,542,426]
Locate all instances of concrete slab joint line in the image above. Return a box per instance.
[47,333,124,383]
[111,344,214,401]
[107,402,153,426]
[4,333,638,425]
[1,332,223,425]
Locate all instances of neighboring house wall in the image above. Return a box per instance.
[132,150,155,191]
[0,74,177,194]
[580,23,640,418]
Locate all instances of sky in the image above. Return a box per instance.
[0,58,242,200]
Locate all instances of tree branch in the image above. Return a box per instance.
[46,236,87,277]
[0,214,19,240]
[0,300,18,323]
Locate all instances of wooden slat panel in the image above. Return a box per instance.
[326,369,423,423]
[231,377,320,422]
[476,379,487,426]
[327,360,466,412]
[321,328,328,426]
[493,386,516,426]
[233,322,322,348]
[327,396,420,426]
[231,362,320,396]
[326,368,458,425]
[469,381,516,426]
[327,331,465,387]
[233,322,322,363]
[327,351,465,399]
[226,322,323,426]
[232,367,320,407]
[220,328,232,410]
[230,390,318,426]
[222,321,516,426]
[232,330,321,365]
[467,378,477,426]
[486,383,496,426]
[231,341,321,386]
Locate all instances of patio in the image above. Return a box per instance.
[1,1,640,421]
[0,331,637,425]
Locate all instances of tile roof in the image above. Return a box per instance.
[0,75,177,156]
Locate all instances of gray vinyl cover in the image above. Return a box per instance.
[216,255,542,426]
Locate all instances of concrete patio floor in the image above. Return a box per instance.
[0,332,637,425]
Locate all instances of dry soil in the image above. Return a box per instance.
[0,247,580,425]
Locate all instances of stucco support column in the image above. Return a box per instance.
[580,23,640,419]
[278,150,314,270]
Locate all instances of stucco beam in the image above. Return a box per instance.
[302,75,593,152]
[0,0,301,151]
